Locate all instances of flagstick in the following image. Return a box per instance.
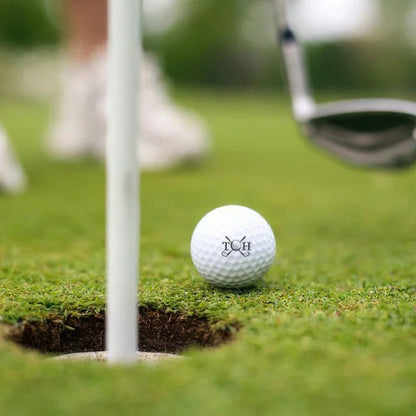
[106,0,141,364]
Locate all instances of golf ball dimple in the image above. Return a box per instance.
[190,205,276,288]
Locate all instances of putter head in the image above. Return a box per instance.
[300,99,416,169]
[275,0,416,170]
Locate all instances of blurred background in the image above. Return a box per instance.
[0,0,416,99]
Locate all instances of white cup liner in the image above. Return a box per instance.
[51,351,182,363]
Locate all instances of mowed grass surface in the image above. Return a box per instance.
[0,90,416,415]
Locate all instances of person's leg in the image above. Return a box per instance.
[63,0,107,63]
[49,0,210,168]
[48,0,108,158]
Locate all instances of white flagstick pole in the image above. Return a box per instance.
[106,0,141,364]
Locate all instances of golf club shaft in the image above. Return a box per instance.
[106,0,141,364]
[274,0,288,30]
[274,0,315,120]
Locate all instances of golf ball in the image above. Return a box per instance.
[190,205,276,288]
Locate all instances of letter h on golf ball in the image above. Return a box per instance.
[221,236,251,257]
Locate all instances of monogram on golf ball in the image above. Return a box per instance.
[221,236,251,257]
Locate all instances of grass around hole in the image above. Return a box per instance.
[0,90,415,415]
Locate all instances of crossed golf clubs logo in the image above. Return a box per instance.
[221,236,251,257]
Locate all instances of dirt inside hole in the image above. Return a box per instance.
[6,307,238,355]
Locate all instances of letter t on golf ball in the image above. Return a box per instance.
[190,205,276,288]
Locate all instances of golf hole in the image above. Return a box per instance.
[6,307,238,355]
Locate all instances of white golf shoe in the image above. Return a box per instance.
[48,51,210,169]
[0,126,26,194]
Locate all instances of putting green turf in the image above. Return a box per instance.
[0,90,415,415]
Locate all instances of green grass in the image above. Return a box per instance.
[0,90,415,415]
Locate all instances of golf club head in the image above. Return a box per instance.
[275,0,416,170]
[300,99,416,169]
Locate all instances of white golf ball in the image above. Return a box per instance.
[190,205,276,288]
